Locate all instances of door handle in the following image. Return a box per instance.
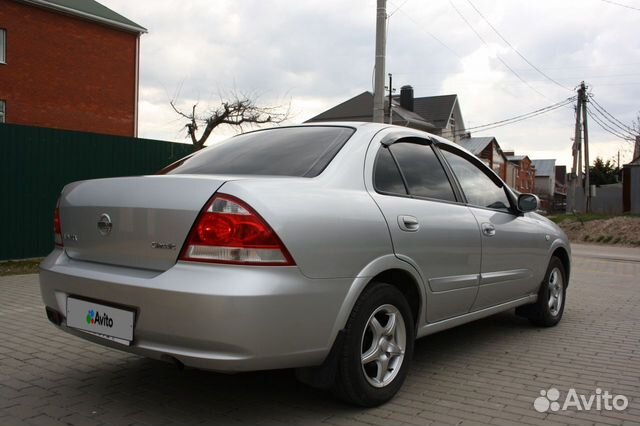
[398,215,420,232]
[481,223,496,237]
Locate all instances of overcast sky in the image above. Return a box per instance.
[103,0,640,167]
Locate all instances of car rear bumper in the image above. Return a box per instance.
[39,249,352,372]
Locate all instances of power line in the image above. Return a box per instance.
[587,108,635,141]
[600,0,640,12]
[464,0,572,92]
[588,101,636,138]
[448,0,552,101]
[463,96,575,131]
[391,4,464,60]
[455,96,576,135]
[388,0,410,17]
[461,100,574,134]
[587,95,637,135]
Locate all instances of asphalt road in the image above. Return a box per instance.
[1,244,639,426]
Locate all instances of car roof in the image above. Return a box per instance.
[234,121,471,157]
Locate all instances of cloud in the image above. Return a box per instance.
[102,0,639,165]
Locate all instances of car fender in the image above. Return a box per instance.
[327,254,427,348]
[548,238,572,282]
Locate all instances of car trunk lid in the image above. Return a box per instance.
[59,175,228,271]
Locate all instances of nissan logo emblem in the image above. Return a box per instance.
[97,213,113,236]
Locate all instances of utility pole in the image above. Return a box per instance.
[373,0,387,123]
[569,86,583,213]
[580,82,590,212]
[568,82,590,213]
[387,73,393,124]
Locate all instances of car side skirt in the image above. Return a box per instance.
[417,294,538,338]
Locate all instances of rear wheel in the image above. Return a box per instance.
[334,282,415,406]
[519,257,566,327]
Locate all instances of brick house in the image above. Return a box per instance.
[0,0,146,136]
[504,152,536,193]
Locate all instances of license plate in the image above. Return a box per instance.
[66,297,134,345]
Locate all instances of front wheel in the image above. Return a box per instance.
[334,282,415,406]
[521,257,567,327]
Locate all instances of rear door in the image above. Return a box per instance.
[438,146,547,309]
[368,137,482,323]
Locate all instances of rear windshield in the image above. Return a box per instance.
[161,126,355,177]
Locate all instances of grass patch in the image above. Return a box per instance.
[549,213,640,224]
[0,259,42,276]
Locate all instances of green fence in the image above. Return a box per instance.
[1,123,193,260]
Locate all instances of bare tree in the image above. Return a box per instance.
[171,93,290,150]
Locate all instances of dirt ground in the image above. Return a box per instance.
[556,215,640,246]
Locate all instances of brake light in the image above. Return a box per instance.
[180,194,295,266]
[54,198,63,247]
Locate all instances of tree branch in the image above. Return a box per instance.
[170,94,290,150]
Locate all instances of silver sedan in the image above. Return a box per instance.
[40,122,570,406]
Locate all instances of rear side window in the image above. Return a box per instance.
[374,147,407,194]
[389,142,457,202]
[162,126,354,177]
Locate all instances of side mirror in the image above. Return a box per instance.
[517,193,539,213]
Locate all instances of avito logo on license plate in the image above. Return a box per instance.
[66,297,134,344]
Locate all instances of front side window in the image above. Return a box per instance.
[0,100,5,123]
[0,29,5,63]
[389,142,457,202]
[441,149,511,212]
[161,126,354,177]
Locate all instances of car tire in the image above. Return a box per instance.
[520,257,567,327]
[334,282,415,407]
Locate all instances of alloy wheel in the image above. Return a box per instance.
[548,267,564,317]
[360,304,406,388]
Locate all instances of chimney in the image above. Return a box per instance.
[399,85,414,111]
[503,151,515,157]
[634,135,640,161]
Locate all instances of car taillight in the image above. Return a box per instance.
[54,198,63,247]
[180,194,295,266]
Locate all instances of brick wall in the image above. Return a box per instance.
[516,157,535,193]
[0,0,139,136]
[479,141,508,181]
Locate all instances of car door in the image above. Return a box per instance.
[368,137,482,323]
[438,146,548,309]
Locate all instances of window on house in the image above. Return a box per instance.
[0,29,5,63]
[0,100,5,123]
